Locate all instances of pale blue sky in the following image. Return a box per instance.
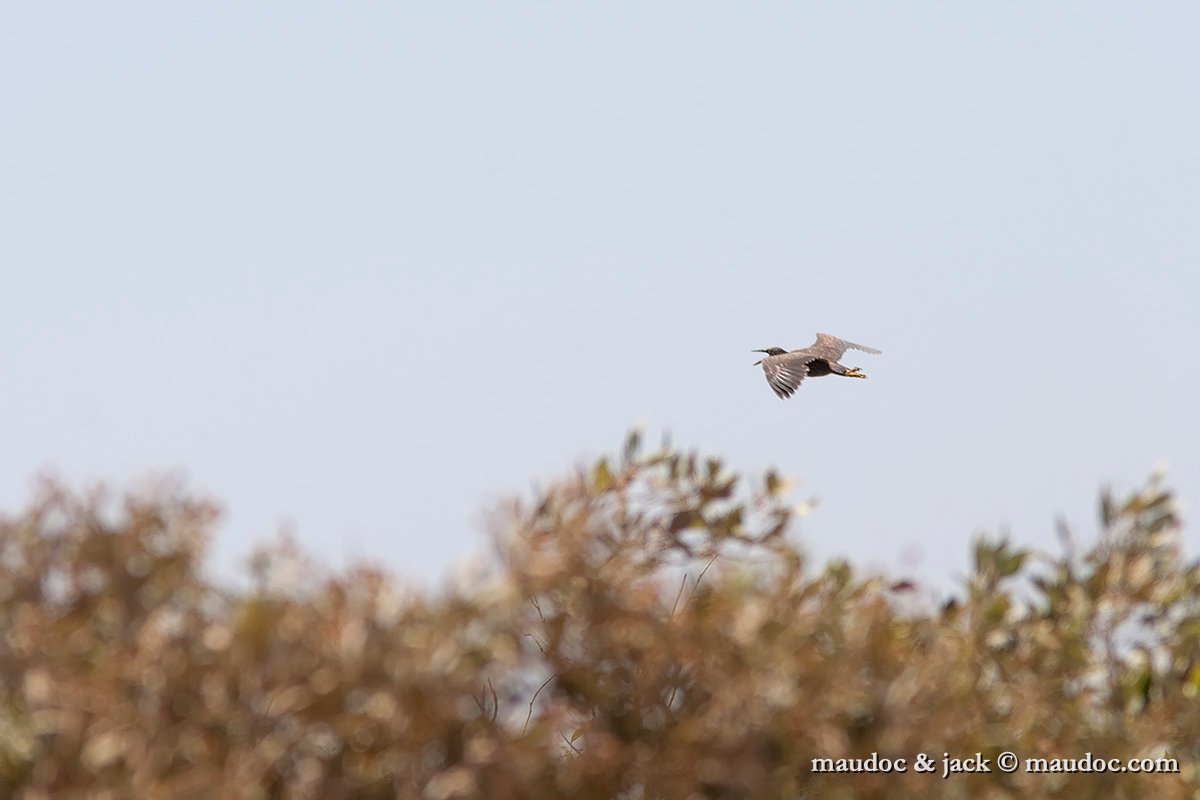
[3,3,1197,586]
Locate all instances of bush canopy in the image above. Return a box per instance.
[1,432,1196,799]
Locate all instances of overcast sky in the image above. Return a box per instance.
[3,3,1197,588]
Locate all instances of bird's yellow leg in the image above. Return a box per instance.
[843,368,867,379]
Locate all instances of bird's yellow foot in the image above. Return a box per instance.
[844,368,867,379]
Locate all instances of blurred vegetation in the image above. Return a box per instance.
[1,432,1198,799]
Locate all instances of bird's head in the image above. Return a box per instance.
[752,347,788,365]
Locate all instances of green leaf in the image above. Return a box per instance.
[999,551,1028,577]
[622,429,641,465]
[593,458,612,491]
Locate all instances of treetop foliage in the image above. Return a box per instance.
[1,431,1197,798]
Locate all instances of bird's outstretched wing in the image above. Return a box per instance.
[811,332,882,361]
[762,356,814,399]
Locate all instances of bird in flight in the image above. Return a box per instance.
[753,333,881,399]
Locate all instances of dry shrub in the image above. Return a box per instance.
[1,433,1197,799]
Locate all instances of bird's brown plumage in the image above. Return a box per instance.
[754,333,881,399]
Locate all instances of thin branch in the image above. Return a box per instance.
[665,555,718,711]
[669,572,689,618]
[523,631,548,654]
[472,678,501,722]
[524,674,555,734]
[693,555,718,596]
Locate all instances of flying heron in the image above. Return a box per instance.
[753,333,881,399]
